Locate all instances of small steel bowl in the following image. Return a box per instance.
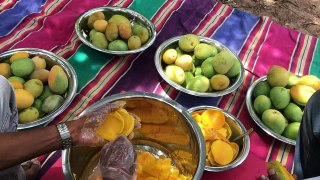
[62,92,206,180]
[246,76,296,145]
[0,48,78,130]
[154,36,245,97]
[188,106,250,172]
[75,6,156,55]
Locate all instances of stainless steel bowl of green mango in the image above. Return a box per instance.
[75,6,156,55]
[0,48,78,130]
[246,76,300,145]
[154,34,245,97]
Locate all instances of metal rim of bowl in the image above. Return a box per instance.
[245,76,296,145]
[62,91,206,180]
[188,105,250,172]
[154,36,245,97]
[0,48,78,130]
[75,6,157,55]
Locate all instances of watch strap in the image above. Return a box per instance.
[56,123,72,150]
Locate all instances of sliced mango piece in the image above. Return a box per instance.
[117,108,135,136]
[192,113,202,123]
[201,109,226,130]
[223,122,232,139]
[95,111,124,141]
[207,150,216,166]
[217,127,228,138]
[211,140,234,166]
[205,141,213,155]
[230,142,239,160]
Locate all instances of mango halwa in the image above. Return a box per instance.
[192,109,240,167]
[136,151,191,180]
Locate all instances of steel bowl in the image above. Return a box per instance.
[75,6,156,55]
[246,76,296,145]
[0,48,78,130]
[188,106,250,172]
[62,92,206,180]
[154,36,245,97]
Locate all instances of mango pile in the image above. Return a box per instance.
[162,34,241,93]
[87,12,150,51]
[136,151,191,180]
[0,51,69,124]
[192,109,239,167]
[252,65,320,140]
[95,108,138,141]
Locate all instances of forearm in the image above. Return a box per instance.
[0,120,83,170]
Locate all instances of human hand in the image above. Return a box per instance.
[99,135,136,180]
[260,168,280,180]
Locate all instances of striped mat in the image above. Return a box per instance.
[1,0,319,179]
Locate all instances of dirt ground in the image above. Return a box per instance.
[218,0,320,38]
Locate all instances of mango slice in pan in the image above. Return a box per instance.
[201,109,225,130]
[211,139,234,166]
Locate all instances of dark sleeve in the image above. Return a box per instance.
[294,90,320,179]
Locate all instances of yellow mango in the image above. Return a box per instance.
[15,89,34,109]
[117,108,135,136]
[9,51,29,63]
[201,109,226,130]
[48,65,68,94]
[297,75,320,90]
[0,63,12,78]
[230,142,239,160]
[95,111,124,141]
[32,56,46,69]
[290,85,316,106]
[267,161,295,180]
[10,80,23,89]
[211,140,234,166]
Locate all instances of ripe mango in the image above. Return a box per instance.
[90,31,108,49]
[48,65,69,94]
[15,89,34,110]
[267,161,295,180]
[24,79,44,98]
[262,109,287,134]
[212,50,235,74]
[118,22,132,40]
[108,14,130,26]
[178,34,199,52]
[11,58,35,77]
[290,85,315,106]
[93,19,108,33]
[30,69,50,83]
[32,56,46,69]
[87,11,105,29]
[8,76,25,84]
[210,74,230,91]
[105,22,118,41]
[269,87,290,109]
[41,94,64,113]
[296,75,320,90]
[175,54,193,71]
[267,65,289,87]
[0,63,12,78]
[9,51,29,63]
[133,25,149,44]
[18,107,39,124]
[10,80,24,89]
[128,35,141,50]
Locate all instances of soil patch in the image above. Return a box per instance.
[218,0,320,38]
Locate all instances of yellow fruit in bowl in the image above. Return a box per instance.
[15,89,34,110]
[175,54,193,71]
[162,48,178,65]
[164,65,186,85]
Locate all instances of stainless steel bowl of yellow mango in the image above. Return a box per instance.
[0,48,77,130]
[62,92,206,180]
[188,106,250,172]
[154,35,245,97]
[75,6,156,55]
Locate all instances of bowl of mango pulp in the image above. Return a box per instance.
[62,92,206,179]
[188,106,250,172]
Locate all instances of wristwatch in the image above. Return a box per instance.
[56,123,72,150]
